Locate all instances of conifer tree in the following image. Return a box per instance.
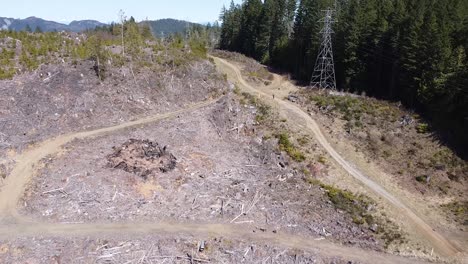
[217,0,468,153]
[238,0,263,58]
[291,0,323,79]
[24,24,32,32]
[34,26,43,33]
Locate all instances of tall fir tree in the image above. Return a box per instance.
[217,0,468,154]
[291,0,323,80]
[238,0,263,58]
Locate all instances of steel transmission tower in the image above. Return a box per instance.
[310,8,337,90]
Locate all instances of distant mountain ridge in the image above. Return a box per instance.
[145,18,200,38]
[0,16,201,36]
[0,16,106,32]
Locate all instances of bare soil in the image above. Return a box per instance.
[0,59,225,182]
[291,90,468,229]
[19,96,382,251]
[1,51,461,263]
[0,234,352,264]
[211,50,274,85]
[211,55,467,260]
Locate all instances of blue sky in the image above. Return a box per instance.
[1,0,243,24]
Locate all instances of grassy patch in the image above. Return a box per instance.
[189,39,207,59]
[238,92,271,124]
[416,123,429,134]
[305,177,406,248]
[306,90,467,199]
[247,67,273,81]
[0,67,16,80]
[318,155,327,164]
[255,103,271,123]
[430,149,464,169]
[241,92,257,105]
[276,133,306,162]
[233,85,241,95]
[309,93,399,131]
[0,46,17,79]
[379,222,406,249]
[441,201,468,224]
[320,184,374,225]
[297,135,309,145]
[304,176,322,186]
[301,167,311,176]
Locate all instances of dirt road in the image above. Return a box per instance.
[0,66,446,263]
[0,99,218,220]
[0,221,431,264]
[211,56,461,258]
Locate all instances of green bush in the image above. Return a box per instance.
[189,39,207,59]
[318,155,327,164]
[86,35,108,80]
[276,133,306,162]
[0,24,213,79]
[0,67,16,79]
[415,175,429,183]
[321,184,374,225]
[442,201,467,217]
[309,94,400,130]
[241,92,257,105]
[305,177,406,248]
[19,50,39,71]
[0,47,16,79]
[255,103,271,123]
[416,123,429,133]
[233,85,241,95]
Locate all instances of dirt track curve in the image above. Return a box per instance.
[0,99,218,220]
[0,58,456,264]
[211,56,462,258]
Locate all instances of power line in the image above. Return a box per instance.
[310,8,337,90]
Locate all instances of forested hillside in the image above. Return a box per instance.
[0,16,106,32]
[104,18,220,46]
[145,18,200,38]
[219,0,468,157]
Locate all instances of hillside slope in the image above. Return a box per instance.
[0,16,201,37]
[211,51,468,260]
[146,18,199,37]
[0,16,105,32]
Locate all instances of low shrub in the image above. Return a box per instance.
[416,123,429,134]
[276,133,306,162]
[415,175,429,183]
[321,184,374,225]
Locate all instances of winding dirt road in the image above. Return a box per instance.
[0,99,218,221]
[0,58,455,263]
[211,56,462,258]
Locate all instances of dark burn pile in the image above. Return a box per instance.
[107,139,177,179]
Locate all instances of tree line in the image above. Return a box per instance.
[219,0,468,157]
[0,13,214,80]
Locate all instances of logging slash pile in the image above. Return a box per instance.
[107,139,177,179]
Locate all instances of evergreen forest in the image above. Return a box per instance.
[219,0,468,156]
